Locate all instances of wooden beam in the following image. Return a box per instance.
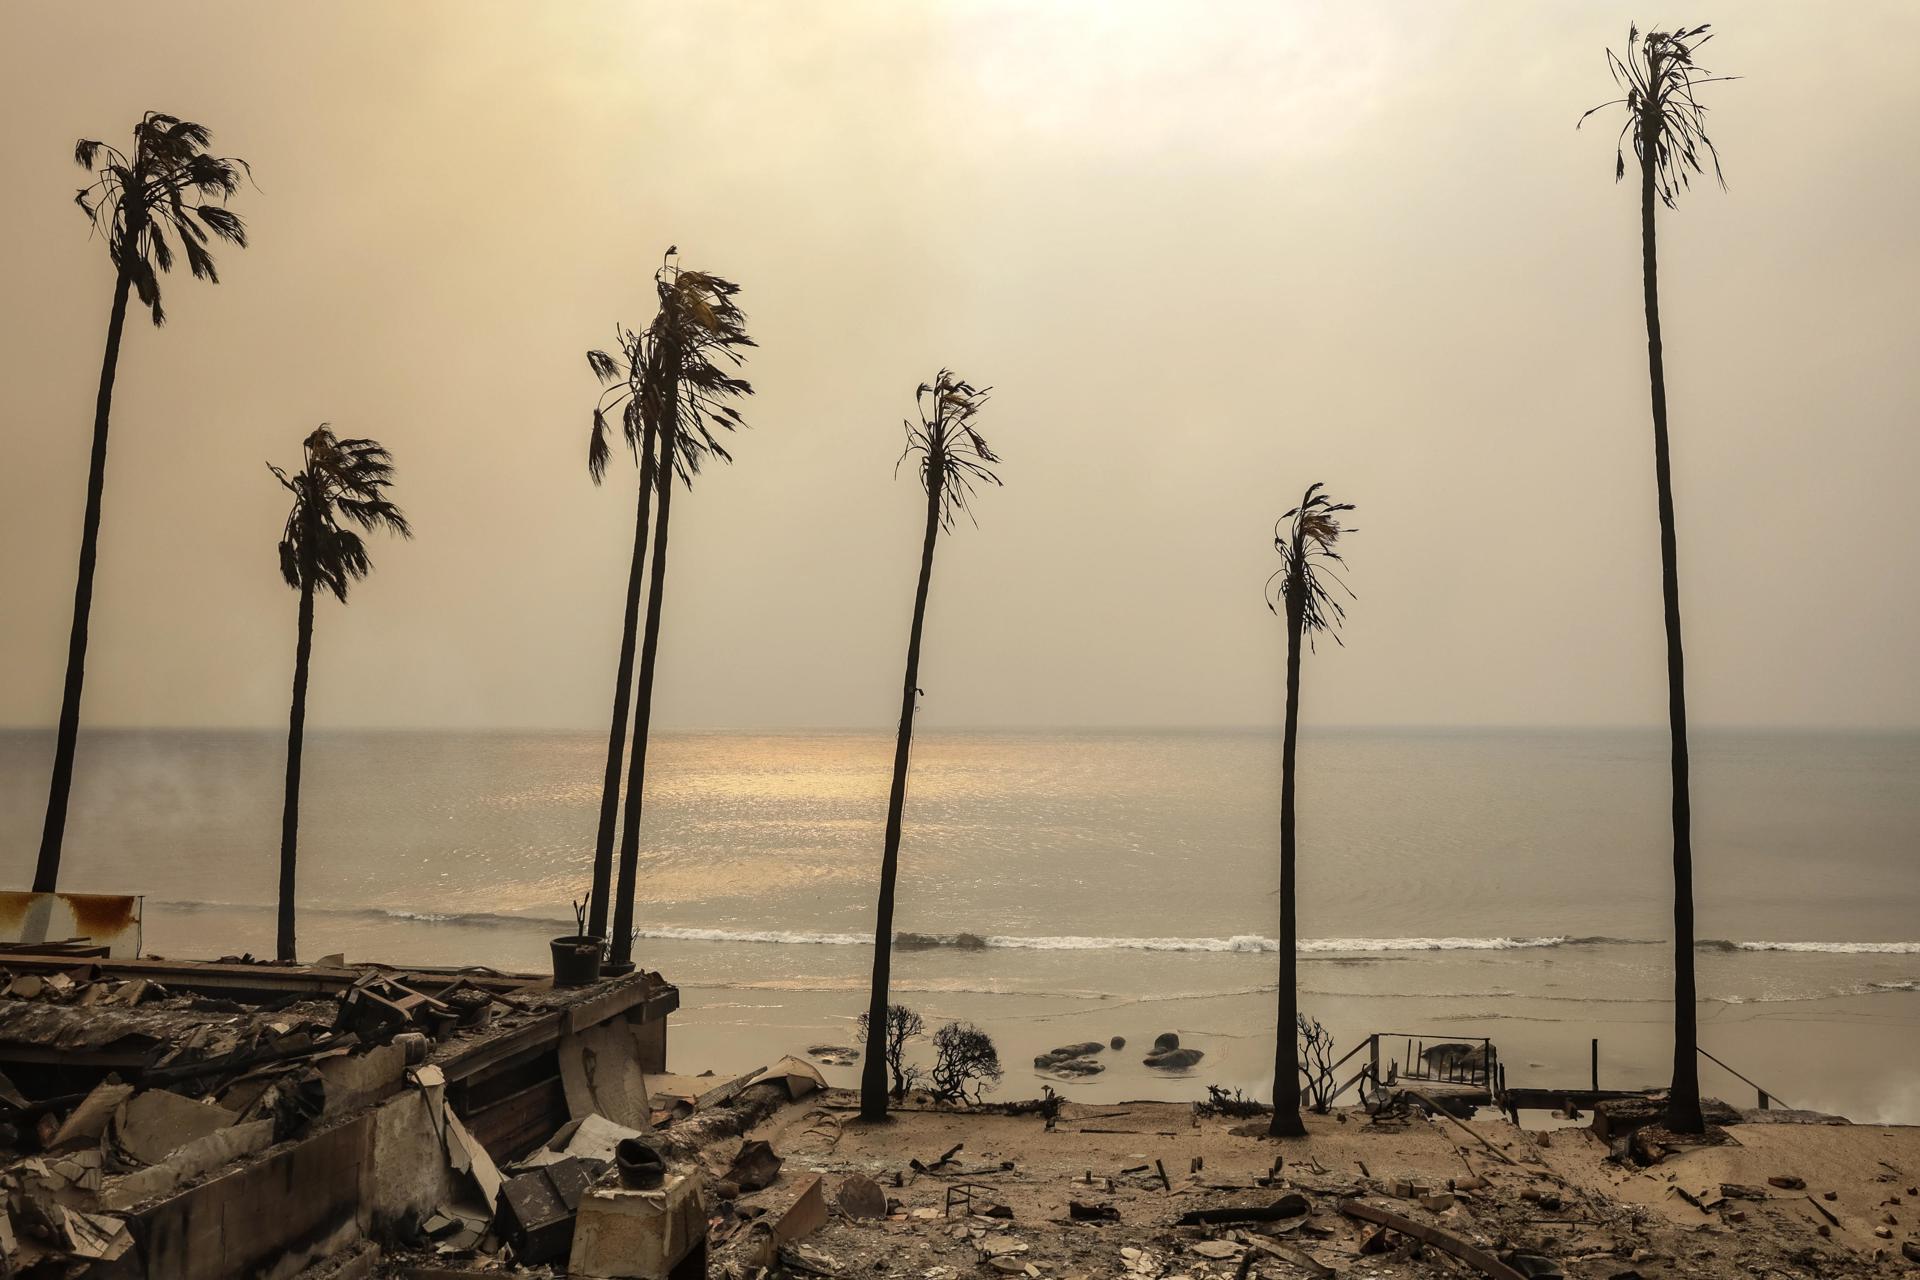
[1401,1090,1518,1167]
[438,1013,564,1085]
[462,1073,569,1163]
[0,953,549,999]
[1338,1201,1526,1280]
[563,976,673,1034]
[1502,1088,1657,1111]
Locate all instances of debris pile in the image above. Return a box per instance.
[3,967,163,1008]
[658,1089,1920,1280]
[0,957,685,1277]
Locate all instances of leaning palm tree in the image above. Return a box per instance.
[1263,483,1355,1138]
[860,372,999,1121]
[580,322,664,944]
[34,113,249,892]
[269,428,411,962]
[605,251,754,972]
[1582,23,1733,1135]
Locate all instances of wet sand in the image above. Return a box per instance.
[669,983,1920,1124]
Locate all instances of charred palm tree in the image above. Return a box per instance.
[860,372,999,1121]
[1582,24,1732,1135]
[35,114,249,892]
[606,252,754,972]
[581,323,663,944]
[1263,484,1355,1138]
[269,429,410,963]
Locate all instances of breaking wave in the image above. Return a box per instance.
[163,902,1916,960]
[153,900,575,930]
[633,926,871,947]
[633,928,1620,954]
[152,903,1653,955]
[1698,939,1920,955]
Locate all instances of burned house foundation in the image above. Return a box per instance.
[0,950,708,1278]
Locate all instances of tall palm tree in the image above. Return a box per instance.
[605,252,754,972]
[34,113,249,892]
[1582,24,1732,1135]
[269,428,410,963]
[581,322,663,944]
[1263,483,1355,1138]
[860,372,999,1122]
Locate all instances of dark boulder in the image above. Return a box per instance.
[1144,1047,1204,1070]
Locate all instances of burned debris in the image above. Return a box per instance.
[0,954,683,1277]
[0,960,1909,1280]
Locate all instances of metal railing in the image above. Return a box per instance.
[1323,1031,1499,1106]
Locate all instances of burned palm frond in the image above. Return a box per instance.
[899,369,998,528]
[649,250,755,486]
[74,111,252,325]
[1266,483,1356,650]
[269,427,412,603]
[1579,24,1735,208]
[586,250,754,488]
[585,322,651,484]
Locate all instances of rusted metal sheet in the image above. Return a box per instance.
[0,891,143,958]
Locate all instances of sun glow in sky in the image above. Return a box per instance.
[1,1,1916,731]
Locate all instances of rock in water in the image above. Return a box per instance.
[1153,1032,1180,1052]
[807,1044,859,1065]
[1109,1036,1126,1050]
[1144,1047,1204,1070]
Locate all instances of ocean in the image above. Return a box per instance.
[3,727,1916,1120]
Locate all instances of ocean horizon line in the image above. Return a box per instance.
[6,722,1916,737]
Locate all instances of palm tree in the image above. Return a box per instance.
[605,252,754,972]
[1582,24,1732,1135]
[269,428,411,963]
[860,372,999,1122]
[1263,483,1355,1138]
[581,322,663,944]
[34,113,249,892]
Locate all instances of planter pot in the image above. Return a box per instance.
[550,935,603,988]
[616,1137,666,1188]
[421,1006,460,1039]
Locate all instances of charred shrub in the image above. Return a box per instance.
[926,1021,1002,1104]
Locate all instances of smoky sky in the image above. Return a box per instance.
[1,1,1916,733]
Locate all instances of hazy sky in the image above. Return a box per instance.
[1,1,1916,732]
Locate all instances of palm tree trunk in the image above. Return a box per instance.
[1269,562,1308,1138]
[278,572,316,964]
[33,264,136,893]
[861,472,944,1121]
[608,415,677,973]
[588,417,659,941]
[1640,111,1704,1135]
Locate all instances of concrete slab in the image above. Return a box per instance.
[113,1090,239,1167]
[569,1170,707,1279]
